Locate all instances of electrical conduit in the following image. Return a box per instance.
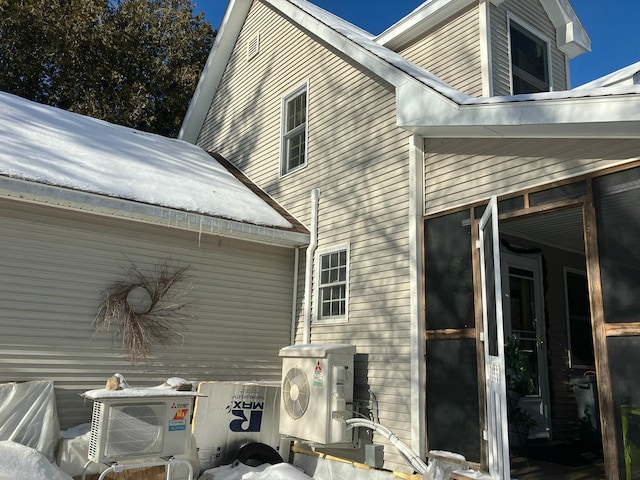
[345,418,428,475]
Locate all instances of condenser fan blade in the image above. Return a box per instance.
[283,367,310,419]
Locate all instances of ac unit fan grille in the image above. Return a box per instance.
[283,367,310,419]
[104,403,165,457]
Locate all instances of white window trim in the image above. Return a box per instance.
[279,80,309,178]
[506,13,553,94]
[314,243,350,324]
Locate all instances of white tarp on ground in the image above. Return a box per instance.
[0,381,60,463]
[198,461,313,480]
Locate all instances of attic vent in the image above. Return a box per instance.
[247,33,260,61]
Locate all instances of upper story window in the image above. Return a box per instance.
[280,83,308,176]
[316,245,349,322]
[509,20,550,94]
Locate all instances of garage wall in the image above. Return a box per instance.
[0,198,295,428]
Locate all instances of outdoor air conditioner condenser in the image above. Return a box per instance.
[279,344,356,445]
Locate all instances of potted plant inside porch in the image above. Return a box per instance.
[505,334,537,452]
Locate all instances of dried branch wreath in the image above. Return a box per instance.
[94,259,193,364]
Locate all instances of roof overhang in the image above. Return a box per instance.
[397,81,640,138]
[181,0,635,145]
[180,0,253,143]
[0,176,310,248]
[377,0,590,59]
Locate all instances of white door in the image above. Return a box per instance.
[501,252,552,439]
[479,196,510,480]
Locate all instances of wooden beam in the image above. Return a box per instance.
[584,180,619,479]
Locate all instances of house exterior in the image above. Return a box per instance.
[179,0,640,478]
[0,92,308,429]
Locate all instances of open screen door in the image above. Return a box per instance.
[479,196,510,480]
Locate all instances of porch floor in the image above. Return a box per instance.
[511,439,605,480]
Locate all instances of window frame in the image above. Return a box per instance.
[314,243,350,323]
[279,81,309,177]
[507,15,552,95]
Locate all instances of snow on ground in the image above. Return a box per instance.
[0,441,71,480]
[0,92,292,229]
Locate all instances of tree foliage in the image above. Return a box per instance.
[0,0,214,137]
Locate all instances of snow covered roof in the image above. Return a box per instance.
[0,92,309,246]
[575,60,640,89]
[180,0,640,143]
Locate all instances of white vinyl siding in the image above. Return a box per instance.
[196,0,413,471]
[398,3,483,97]
[0,199,295,429]
[490,0,568,96]
[423,137,640,215]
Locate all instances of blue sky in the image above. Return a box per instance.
[197,0,640,88]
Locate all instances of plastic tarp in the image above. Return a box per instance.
[198,461,313,480]
[0,381,60,463]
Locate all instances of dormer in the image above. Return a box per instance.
[376,0,590,97]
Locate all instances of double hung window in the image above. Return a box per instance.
[281,84,308,176]
[317,246,349,321]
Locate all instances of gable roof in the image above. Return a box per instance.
[0,92,309,247]
[180,0,640,143]
[375,0,590,57]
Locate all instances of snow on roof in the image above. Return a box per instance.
[0,92,292,229]
[575,60,640,89]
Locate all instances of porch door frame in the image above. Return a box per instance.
[473,188,618,477]
[478,196,511,480]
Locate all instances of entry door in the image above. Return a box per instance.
[479,197,510,480]
[501,252,552,439]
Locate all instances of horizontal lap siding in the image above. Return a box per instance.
[0,199,294,429]
[424,138,640,214]
[398,3,483,97]
[196,1,414,471]
[491,0,568,96]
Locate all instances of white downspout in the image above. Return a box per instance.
[303,188,320,345]
[290,247,300,346]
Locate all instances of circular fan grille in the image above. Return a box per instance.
[282,367,310,419]
[107,405,162,455]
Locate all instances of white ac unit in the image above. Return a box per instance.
[88,396,194,463]
[279,344,355,445]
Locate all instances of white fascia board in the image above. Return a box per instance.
[0,177,310,248]
[179,0,253,143]
[375,0,474,49]
[397,81,640,138]
[539,0,590,58]
[268,0,406,89]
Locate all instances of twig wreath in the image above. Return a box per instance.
[94,259,193,364]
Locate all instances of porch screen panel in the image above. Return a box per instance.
[605,336,640,478]
[594,166,640,323]
[594,166,640,478]
[424,210,474,329]
[425,338,481,463]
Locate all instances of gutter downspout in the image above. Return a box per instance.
[303,188,320,345]
[290,247,300,346]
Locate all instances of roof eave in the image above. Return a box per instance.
[397,82,640,139]
[0,176,310,248]
[375,0,475,49]
[179,0,253,143]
